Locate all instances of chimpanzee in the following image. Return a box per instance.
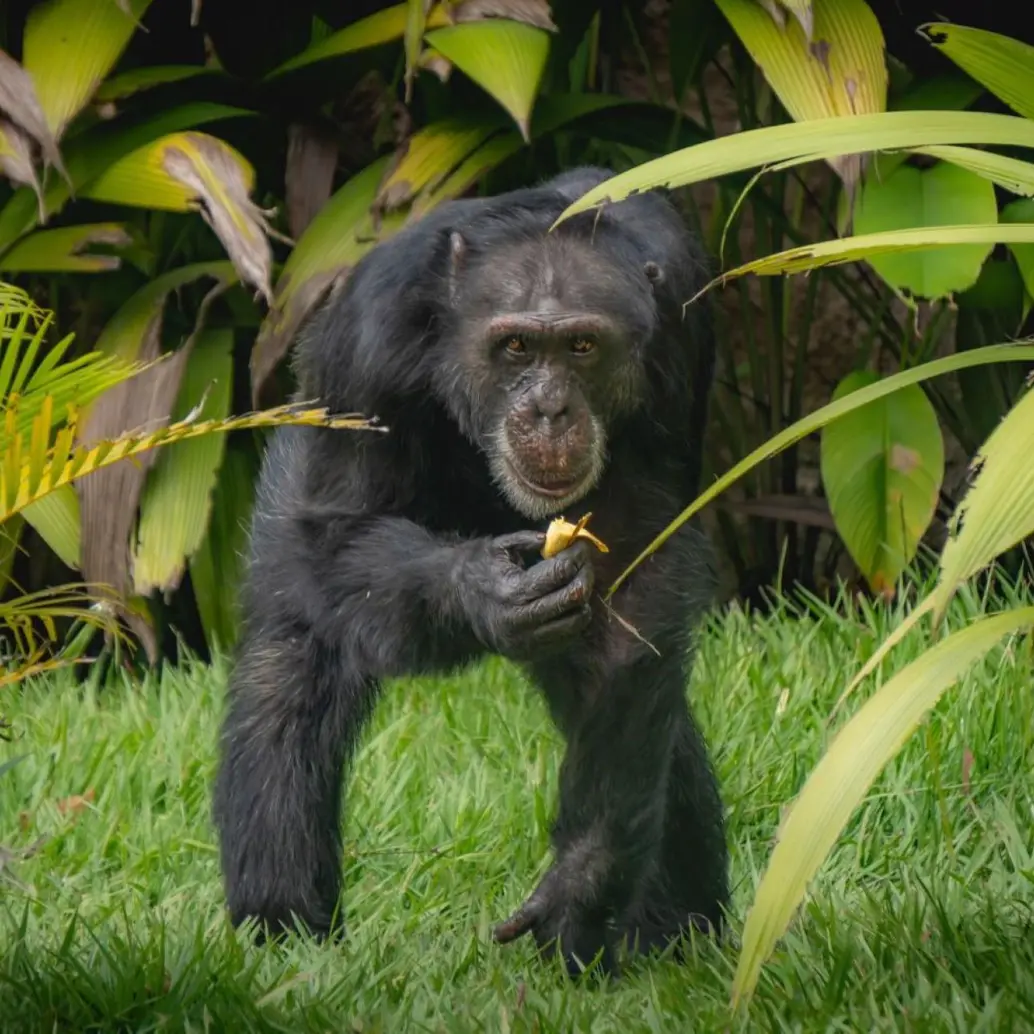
[212,166,728,977]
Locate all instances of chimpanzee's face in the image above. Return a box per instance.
[439,231,662,520]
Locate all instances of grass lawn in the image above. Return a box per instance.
[1,586,1033,1032]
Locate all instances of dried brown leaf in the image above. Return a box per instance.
[0,118,43,219]
[76,278,230,663]
[160,134,276,306]
[285,123,340,239]
[56,787,95,816]
[0,48,68,184]
[450,0,557,31]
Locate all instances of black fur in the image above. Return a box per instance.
[212,167,728,977]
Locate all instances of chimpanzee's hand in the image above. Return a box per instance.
[493,865,617,979]
[456,531,594,659]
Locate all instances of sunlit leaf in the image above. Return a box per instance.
[21,487,81,570]
[95,65,215,103]
[133,330,233,595]
[21,0,155,138]
[0,102,254,251]
[921,22,1034,121]
[0,223,132,273]
[914,146,1034,199]
[252,157,401,403]
[553,110,1034,224]
[704,223,1034,285]
[424,19,551,140]
[732,606,1034,1009]
[189,443,257,652]
[79,131,273,303]
[851,161,997,298]
[376,118,504,212]
[607,342,1034,596]
[1000,198,1034,299]
[715,0,886,189]
[820,370,944,597]
[929,385,1034,624]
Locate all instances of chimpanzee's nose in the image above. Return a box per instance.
[531,381,571,430]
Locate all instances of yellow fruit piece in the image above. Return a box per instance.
[541,512,610,559]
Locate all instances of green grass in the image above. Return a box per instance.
[1,583,1034,1033]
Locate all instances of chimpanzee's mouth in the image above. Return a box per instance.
[506,459,590,499]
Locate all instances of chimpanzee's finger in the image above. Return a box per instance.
[493,900,543,944]
[493,530,547,558]
[511,565,593,626]
[527,605,593,646]
[512,540,592,603]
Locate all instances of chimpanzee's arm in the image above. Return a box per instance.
[295,511,595,678]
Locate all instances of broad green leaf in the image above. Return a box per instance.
[888,73,984,113]
[0,514,24,588]
[80,131,272,302]
[424,20,552,140]
[133,330,233,595]
[820,370,944,597]
[1000,198,1034,298]
[189,443,257,651]
[553,110,1034,224]
[95,261,238,363]
[732,605,1034,1009]
[21,486,81,570]
[929,384,1034,623]
[0,102,254,251]
[915,146,1034,198]
[376,117,504,212]
[95,65,216,103]
[851,161,997,298]
[22,0,156,137]
[252,157,402,403]
[715,0,886,186]
[705,223,1034,285]
[921,22,1034,120]
[269,4,411,76]
[0,223,132,273]
[606,341,1034,596]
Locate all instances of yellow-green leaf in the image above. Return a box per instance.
[376,117,504,212]
[715,0,886,187]
[929,384,1034,624]
[0,223,132,273]
[0,101,254,252]
[21,486,81,570]
[607,341,1034,597]
[133,330,233,596]
[79,132,273,303]
[269,4,412,76]
[95,65,215,103]
[707,223,1034,284]
[851,161,997,298]
[22,0,156,138]
[1,402,381,523]
[189,444,256,652]
[1000,198,1034,298]
[553,110,1034,225]
[424,20,551,140]
[732,605,1034,1009]
[915,145,1034,198]
[252,157,403,403]
[820,370,944,597]
[921,22,1034,121]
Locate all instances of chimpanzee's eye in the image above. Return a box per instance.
[571,338,596,356]
[504,337,526,355]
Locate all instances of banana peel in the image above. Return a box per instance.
[541,512,609,559]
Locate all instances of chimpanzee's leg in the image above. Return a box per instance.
[213,631,379,939]
[617,700,728,957]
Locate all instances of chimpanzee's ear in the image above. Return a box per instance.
[644,261,665,290]
[448,231,467,304]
